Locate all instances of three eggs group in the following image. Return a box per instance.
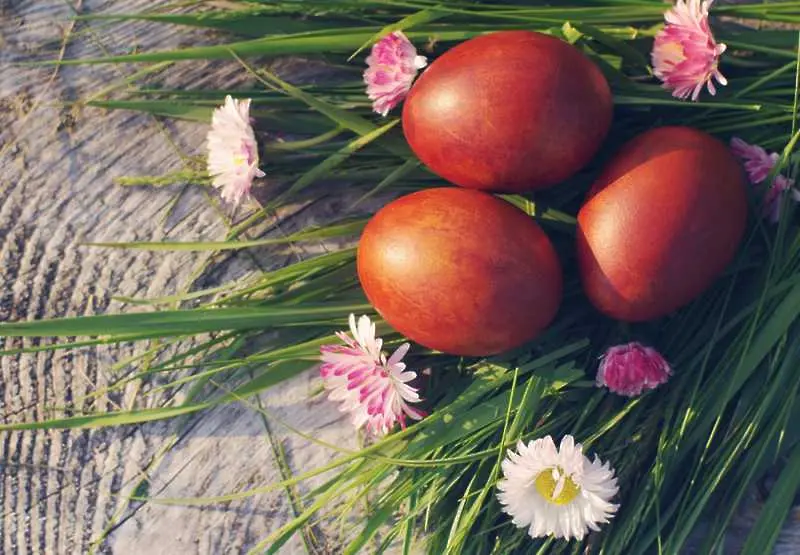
[357,30,748,356]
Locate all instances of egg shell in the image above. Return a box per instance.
[357,188,563,356]
[402,30,613,193]
[576,126,748,322]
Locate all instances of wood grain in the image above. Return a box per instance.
[0,2,359,553]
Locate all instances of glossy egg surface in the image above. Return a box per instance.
[402,30,613,192]
[357,188,563,355]
[577,126,748,321]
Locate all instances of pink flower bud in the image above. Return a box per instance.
[596,342,672,397]
[363,31,427,116]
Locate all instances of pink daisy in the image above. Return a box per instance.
[731,137,800,223]
[651,0,727,101]
[206,95,265,204]
[364,31,428,116]
[596,343,672,397]
[762,175,800,223]
[320,314,426,436]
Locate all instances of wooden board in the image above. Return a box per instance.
[0,1,361,553]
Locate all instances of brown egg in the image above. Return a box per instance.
[402,30,612,193]
[576,126,748,322]
[357,188,562,356]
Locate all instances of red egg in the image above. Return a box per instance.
[402,30,612,193]
[357,188,562,356]
[576,126,748,321]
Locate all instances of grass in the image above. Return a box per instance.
[4,0,800,552]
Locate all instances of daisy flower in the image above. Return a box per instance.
[596,342,672,397]
[206,95,265,204]
[364,31,428,116]
[319,314,426,437]
[730,137,781,183]
[651,0,727,101]
[762,175,800,223]
[731,137,800,223]
[497,435,619,541]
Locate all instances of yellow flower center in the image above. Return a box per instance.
[233,154,247,166]
[534,467,581,505]
[662,42,686,65]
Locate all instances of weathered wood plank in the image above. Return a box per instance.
[1,1,359,553]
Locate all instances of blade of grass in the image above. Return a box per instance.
[0,303,370,338]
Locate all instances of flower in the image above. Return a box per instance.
[596,342,672,397]
[762,175,800,223]
[731,137,800,222]
[651,0,727,101]
[497,435,619,541]
[206,95,265,204]
[319,314,426,436]
[730,138,780,183]
[364,31,428,116]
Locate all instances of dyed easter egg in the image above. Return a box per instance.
[577,126,748,321]
[357,188,562,355]
[402,30,613,192]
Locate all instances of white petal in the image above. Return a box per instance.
[386,342,410,367]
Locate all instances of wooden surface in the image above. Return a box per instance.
[2,1,800,554]
[0,2,361,553]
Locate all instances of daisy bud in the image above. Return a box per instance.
[364,31,427,116]
[597,342,672,397]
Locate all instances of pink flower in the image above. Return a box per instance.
[596,343,672,397]
[731,137,800,222]
[364,31,427,116]
[730,137,780,184]
[762,175,800,223]
[206,95,265,204]
[320,314,426,436]
[651,0,727,101]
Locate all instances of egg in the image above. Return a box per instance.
[357,188,563,356]
[576,126,748,322]
[402,30,612,193]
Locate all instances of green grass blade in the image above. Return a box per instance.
[279,118,401,199]
[0,405,209,431]
[84,219,367,251]
[0,304,370,338]
[348,8,447,61]
[40,29,478,64]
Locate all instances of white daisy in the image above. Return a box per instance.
[497,435,619,541]
[206,95,265,204]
